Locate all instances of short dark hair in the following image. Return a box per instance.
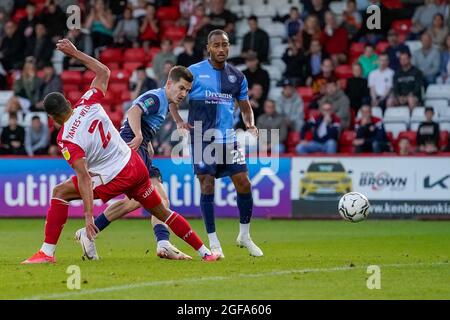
[31,115,41,122]
[43,92,71,117]
[425,106,435,113]
[168,66,193,83]
[248,15,258,22]
[400,50,411,58]
[207,29,228,43]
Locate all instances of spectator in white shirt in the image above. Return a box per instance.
[368,53,394,110]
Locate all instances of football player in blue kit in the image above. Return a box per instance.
[75,66,194,260]
[171,30,263,258]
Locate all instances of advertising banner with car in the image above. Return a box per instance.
[0,157,291,218]
[291,156,450,217]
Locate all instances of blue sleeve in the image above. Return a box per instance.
[238,76,249,101]
[133,93,160,115]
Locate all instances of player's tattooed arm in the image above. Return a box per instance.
[71,158,99,240]
[56,39,110,95]
[126,105,144,151]
[238,100,258,137]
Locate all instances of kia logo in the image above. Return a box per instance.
[424,175,450,189]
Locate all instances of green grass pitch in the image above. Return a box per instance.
[0,218,449,300]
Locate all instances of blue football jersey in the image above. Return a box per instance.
[120,88,169,148]
[188,59,249,143]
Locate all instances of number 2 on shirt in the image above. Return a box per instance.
[88,119,111,148]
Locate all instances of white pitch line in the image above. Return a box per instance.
[23,262,447,300]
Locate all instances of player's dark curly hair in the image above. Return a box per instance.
[43,92,71,117]
[168,66,194,83]
[207,29,229,43]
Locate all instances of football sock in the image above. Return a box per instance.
[200,193,216,233]
[153,223,170,244]
[94,213,110,232]
[44,198,69,250]
[239,223,250,239]
[165,212,203,251]
[208,232,220,247]
[40,243,56,257]
[237,192,253,225]
[198,245,211,257]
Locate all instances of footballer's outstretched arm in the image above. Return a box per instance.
[56,39,110,95]
[71,158,99,240]
[169,103,192,131]
[238,99,258,136]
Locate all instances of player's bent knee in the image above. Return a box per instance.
[52,182,71,200]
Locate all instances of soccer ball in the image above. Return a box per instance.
[338,192,370,222]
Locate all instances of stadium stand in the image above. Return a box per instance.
[0,0,449,156]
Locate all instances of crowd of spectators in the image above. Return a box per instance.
[0,0,449,157]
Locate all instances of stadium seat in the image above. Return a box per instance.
[66,90,82,105]
[285,131,300,153]
[268,87,283,101]
[63,83,80,94]
[335,65,353,79]
[383,0,403,9]
[271,58,286,74]
[398,131,417,147]
[228,45,241,59]
[440,121,450,133]
[147,47,161,64]
[156,6,180,21]
[385,123,408,138]
[329,1,346,15]
[439,107,450,132]
[235,20,250,38]
[102,91,116,106]
[410,107,439,131]
[375,41,389,54]
[12,9,27,23]
[60,70,82,85]
[99,48,123,64]
[163,26,187,43]
[0,111,24,127]
[405,40,422,53]
[276,2,303,17]
[82,70,96,84]
[425,99,448,116]
[426,84,450,100]
[23,112,48,128]
[297,87,314,103]
[350,42,365,61]
[270,43,288,59]
[0,90,14,106]
[253,4,273,18]
[356,106,383,120]
[123,61,145,74]
[262,65,282,81]
[339,130,356,153]
[109,83,129,99]
[270,36,283,48]
[440,130,449,148]
[110,70,131,84]
[123,48,146,63]
[230,4,252,19]
[392,19,412,35]
[383,106,410,123]
[266,23,286,38]
[121,91,131,102]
